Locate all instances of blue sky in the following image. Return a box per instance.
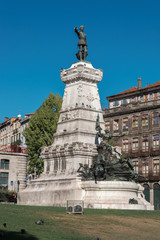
[0,0,160,122]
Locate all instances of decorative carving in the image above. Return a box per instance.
[77,84,83,97]
[60,110,79,122]
[86,93,95,102]
[61,64,103,84]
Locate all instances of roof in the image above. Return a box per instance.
[25,113,34,117]
[144,80,160,89]
[107,81,160,99]
[11,117,17,124]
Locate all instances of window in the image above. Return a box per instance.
[142,136,149,151]
[0,159,9,170]
[142,160,149,176]
[122,118,128,131]
[109,102,114,109]
[0,172,8,188]
[132,116,138,128]
[157,91,160,99]
[132,138,138,151]
[122,99,127,104]
[122,139,129,152]
[153,135,159,149]
[153,159,159,175]
[114,101,119,107]
[142,114,148,127]
[131,97,135,102]
[152,112,159,125]
[113,119,119,132]
[140,95,145,102]
[105,121,110,130]
[148,93,154,101]
[133,160,138,174]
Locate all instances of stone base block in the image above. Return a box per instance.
[18,176,85,206]
[81,181,154,210]
[18,179,154,210]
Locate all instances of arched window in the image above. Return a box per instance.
[154,183,160,210]
[143,184,150,202]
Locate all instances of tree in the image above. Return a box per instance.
[23,93,62,175]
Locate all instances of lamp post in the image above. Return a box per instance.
[16,172,20,192]
[34,166,37,179]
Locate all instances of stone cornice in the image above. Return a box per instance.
[107,85,160,101]
[103,100,160,118]
[60,63,103,84]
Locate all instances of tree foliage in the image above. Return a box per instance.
[23,93,62,175]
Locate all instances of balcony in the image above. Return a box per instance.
[129,150,139,158]
[140,150,149,156]
[113,130,119,133]
[122,128,128,132]
[0,145,27,154]
[150,148,160,156]
[138,172,160,182]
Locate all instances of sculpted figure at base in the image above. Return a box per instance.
[74,26,88,61]
[78,115,138,183]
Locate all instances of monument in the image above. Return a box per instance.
[18,26,154,210]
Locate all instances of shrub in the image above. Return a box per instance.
[0,189,17,202]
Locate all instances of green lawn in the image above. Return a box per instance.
[0,204,160,240]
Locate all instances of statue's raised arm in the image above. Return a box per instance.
[74,27,79,35]
[74,25,88,61]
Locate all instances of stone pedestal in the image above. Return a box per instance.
[82,181,154,210]
[18,176,85,206]
[18,61,105,206]
[41,61,104,178]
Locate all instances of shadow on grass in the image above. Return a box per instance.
[0,229,38,240]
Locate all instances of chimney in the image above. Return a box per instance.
[138,77,142,89]
[5,117,9,122]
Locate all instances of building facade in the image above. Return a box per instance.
[0,114,33,191]
[0,113,33,150]
[0,152,28,192]
[103,79,160,209]
[20,113,34,147]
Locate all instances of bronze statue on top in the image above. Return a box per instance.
[74,26,88,61]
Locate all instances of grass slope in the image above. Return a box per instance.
[0,205,160,240]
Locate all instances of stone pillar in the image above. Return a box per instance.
[41,61,104,177]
